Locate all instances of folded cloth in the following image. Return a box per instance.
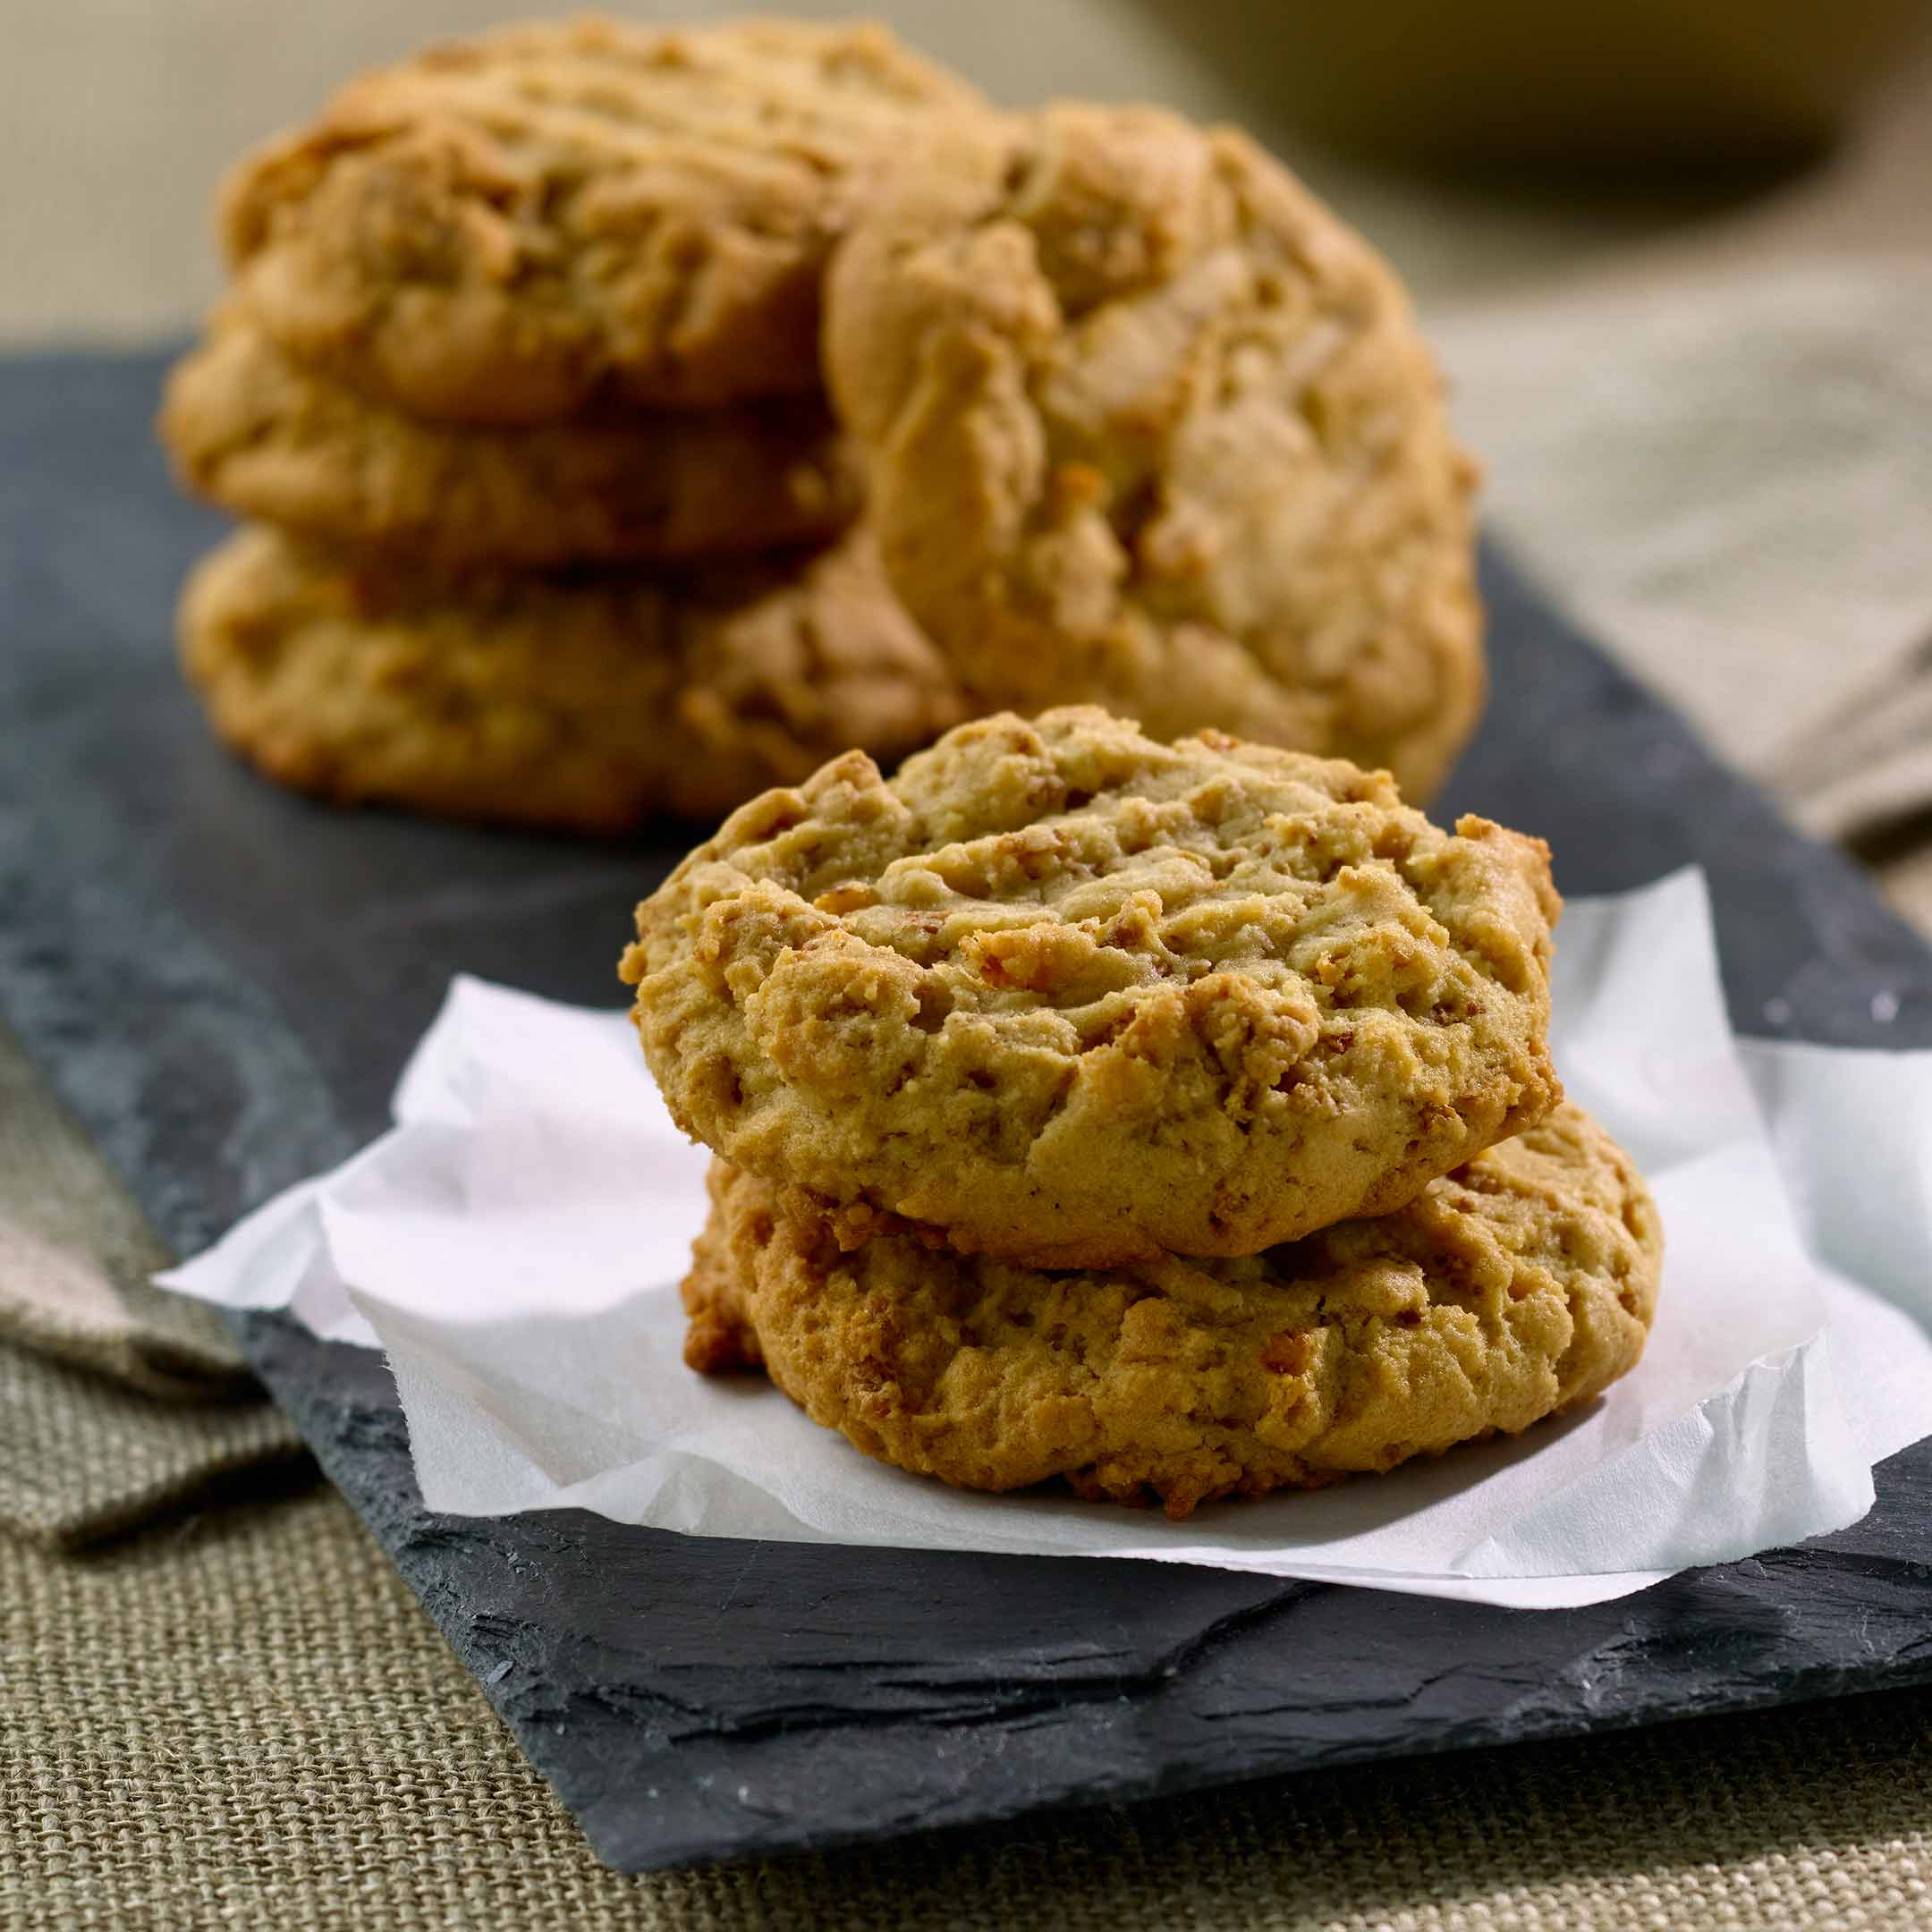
[0,1341,307,1546]
[1433,258,1932,840]
[0,1025,303,1546]
[1774,632,1932,842]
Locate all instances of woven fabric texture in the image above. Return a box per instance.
[0,1030,253,1399]
[3,1479,1929,1931]
[0,1339,306,1547]
[0,1030,302,1545]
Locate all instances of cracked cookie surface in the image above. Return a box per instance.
[180,522,965,834]
[825,103,1484,801]
[623,707,1561,1266]
[220,16,995,419]
[683,1104,1661,1518]
[160,311,861,568]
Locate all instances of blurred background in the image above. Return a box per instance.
[4,0,1932,923]
[5,0,1929,337]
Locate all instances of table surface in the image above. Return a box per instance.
[4,1,1929,341]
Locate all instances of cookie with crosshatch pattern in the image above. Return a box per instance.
[623,706,1562,1267]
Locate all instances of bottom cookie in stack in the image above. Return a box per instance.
[178,523,968,834]
[682,1104,1662,1520]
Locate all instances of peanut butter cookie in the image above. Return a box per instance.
[825,104,1484,801]
[684,1104,1661,1519]
[179,523,965,834]
[160,311,861,569]
[623,708,1560,1266]
[221,17,994,419]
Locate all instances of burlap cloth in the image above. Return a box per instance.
[0,1464,1923,1931]
[0,1031,306,1550]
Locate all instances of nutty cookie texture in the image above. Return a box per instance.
[825,103,1484,802]
[623,708,1562,1267]
[683,1104,1661,1519]
[159,311,862,569]
[180,523,965,834]
[220,17,995,420]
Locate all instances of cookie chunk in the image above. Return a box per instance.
[221,17,995,419]
[160,312,861,569]
[684,1104,1662,1519]
[825,104,1484,801]
[623,708,1561,1266]
[179,524,966,834]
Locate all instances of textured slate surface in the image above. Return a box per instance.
[3,350,1930,1872]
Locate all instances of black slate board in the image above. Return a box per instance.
[4,351,1930,1873]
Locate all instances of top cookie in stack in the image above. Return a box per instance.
[627,707,1564,1267]
[625,708,1664,1518]
[212,15,987,418]
[158,17,993,832]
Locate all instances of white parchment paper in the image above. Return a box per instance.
[161,870,1932,1609]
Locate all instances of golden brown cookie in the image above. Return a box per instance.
[623,708,1561,1267]
[684,1103,1662,1520]
[825,104,1485,801]
[220,17,996,420]
[179,523,966,834]
[159,312,862,569]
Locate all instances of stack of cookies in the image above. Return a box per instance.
[161,16,1496,835]
[158,17,982,833]
[623,708,1662,1519]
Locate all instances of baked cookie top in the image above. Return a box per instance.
[623,707,1561,1266]
[221,16,995,420]
[160,310,861,569]
[825,103,1484,801]
[181,522,965,833]
[685,1103,1662,1519]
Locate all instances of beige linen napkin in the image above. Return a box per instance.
[1433,258,1932,841]
[0,1026,304,1546]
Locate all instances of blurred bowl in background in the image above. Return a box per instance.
[1148,0,1932,169]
